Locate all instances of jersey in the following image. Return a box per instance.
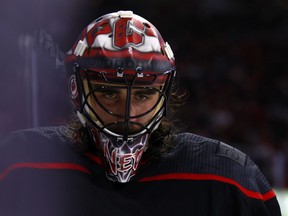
[0,126,282,216]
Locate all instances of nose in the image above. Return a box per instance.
[117,99,138,119]
[128,104,138,118]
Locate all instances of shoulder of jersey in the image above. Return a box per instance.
[150,132,272,195]
[0,126,77,165]
[173,132,247,167]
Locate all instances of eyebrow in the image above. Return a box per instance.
[133,88,158,95]
[93,86,159,95]
[93,87,120,93]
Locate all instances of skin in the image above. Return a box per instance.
[87,82,163,133]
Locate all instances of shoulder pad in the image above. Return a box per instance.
[216,142,247,167]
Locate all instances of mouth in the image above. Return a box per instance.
[105,121,145,135]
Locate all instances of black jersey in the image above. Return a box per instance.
[0,126,281,216]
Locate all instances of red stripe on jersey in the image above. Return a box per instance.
[85,152,102,165]
[0,162,92,180]
[138,173,276,201]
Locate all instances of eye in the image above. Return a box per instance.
[94,88,120,102]
[135,94,149,101]
[133,88,159,102]
[103,92,118,99]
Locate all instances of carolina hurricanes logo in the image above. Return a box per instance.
[69,75,78,99]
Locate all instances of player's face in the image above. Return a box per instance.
[87,82,163,134]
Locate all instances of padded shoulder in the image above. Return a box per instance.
[0,126,78,169]
[154,132,273,196]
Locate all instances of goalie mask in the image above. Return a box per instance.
[65,10,176,182]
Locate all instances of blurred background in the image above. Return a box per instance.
[0,0,287,212]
